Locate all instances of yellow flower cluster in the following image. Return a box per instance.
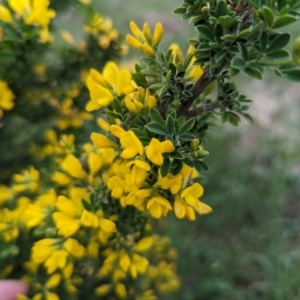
[0,15,211,300]
[126,21,164,57]
[86,58,212,220]
[0,0,55,42]
[84,13,123,50]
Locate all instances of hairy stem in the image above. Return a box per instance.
[185,102,220,118]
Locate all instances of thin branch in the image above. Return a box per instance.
[176,71,211,117]
[185,102,220,118]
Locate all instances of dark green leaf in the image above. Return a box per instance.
[242,113,254,124]
[196,25,215,42]
[131,128,146,139]
[146,122,168,135]
[171,151,184,159]
[266,49,290,59]
[221,112,229,123]
[281,69,300,81]
[259,31,269,52]
[166,116,175,134]
[179,118,195,134]
[161,157,171,177]
[179,133,195,141]
[149,110,165,126]
[231,57,246,70]
[267,33,290,53]
[216,0,228,16]
[193,159,209,172]
[238,42,248,60]
[244,66,262,79]
[183,157,194,167]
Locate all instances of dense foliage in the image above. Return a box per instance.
[0,0,299,299]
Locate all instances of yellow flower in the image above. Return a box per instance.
[120,131,144,159]
[126,160,150,185]
[181,183,204,206]
[90,132,116,148]
[133,237,153,252]
[31,238,84,274]
[126,21,164,56]
[0,6,13,23]
[61,154,86,179]
[146,138,174,166]
[12,166,39,192]
[147,197,172,218]
[0,81,15,118]
[125,87,156,112]
[86,62,134,111]
[153,23,164,46]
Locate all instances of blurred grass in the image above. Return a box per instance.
[57,1,300,298]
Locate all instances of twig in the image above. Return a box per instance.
[185,102,220,118]
[176,71,211,117]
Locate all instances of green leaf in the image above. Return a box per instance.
[183,157,194,167]
[161,157,171,177]
[166,116,175,134]
[171,159,183,175]
[179,133,195,141]
[261,6,274,27]
[221,112,229,123]
[149,83,164,90]
[171,151,184,159]
[216,0,228,16]
[173,7,187,15]
[259,31,269,52]
[131,128,146,139]
[231,57,246,70]
[228,112,241,126]
[112,98,122,114]
[193,160,209,172]
[244,66,262,79]
[149,110,165,126]
[196,25,215,42]
[221,34,236,41]
[146,122,168,135]
[266,49,290,59]
[273,15,298,29]
[238,42,248,60]
[281,69,300,81]
[215,49,227,63]
[242,113,254,124]
[267,33,290,53]
[179,118,195,134]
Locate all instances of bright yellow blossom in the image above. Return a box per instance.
[120,131,144,159]
[86,62,134,111]
[146,138,174,166]
[181,183,204,206]
[61,154,87,179]
[147,197,172,218]
[0,6,13,23]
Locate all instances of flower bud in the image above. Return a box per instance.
[197,150,209,159]
[190,139,200,151]
[191,151,198,158]
[293,36,300,65]
[201,6,209,13]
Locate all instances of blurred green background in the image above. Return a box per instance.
[61,1,300,299]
